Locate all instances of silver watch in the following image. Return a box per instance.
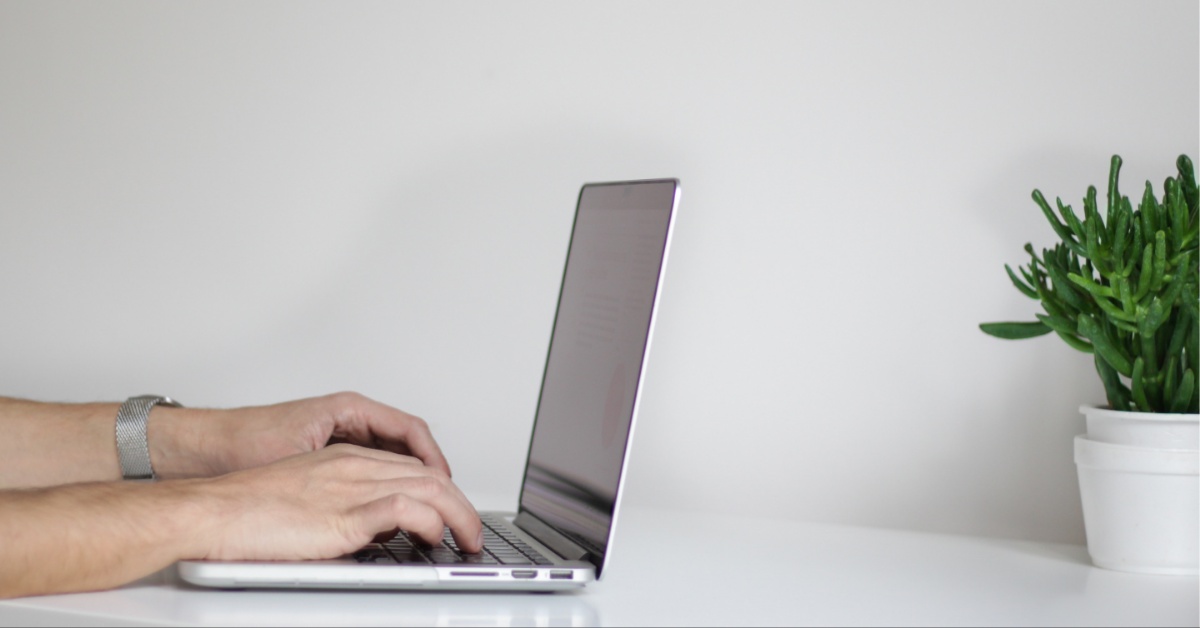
[115,395,183,480]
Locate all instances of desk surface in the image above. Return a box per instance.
[2,496,1197,627]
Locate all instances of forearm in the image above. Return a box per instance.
[0,397,224,489]
[0,398,122,488]
[0,480,214,598]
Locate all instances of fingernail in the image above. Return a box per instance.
[476,530,484,550]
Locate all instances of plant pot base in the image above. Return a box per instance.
[1086,559,1198,576]
[1075,434,1199,576]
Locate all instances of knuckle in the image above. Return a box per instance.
[413,475,445,497]
[387,494,413,516]
[405,414,430,433]
[324,442,361,461]
[323,449,370,473]
[330,391,367,407]
[387,494,443,536]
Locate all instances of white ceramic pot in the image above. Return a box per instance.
[1075,405,1199,575]
[1081,405,1200,449]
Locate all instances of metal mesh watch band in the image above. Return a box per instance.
[115,395,182,480]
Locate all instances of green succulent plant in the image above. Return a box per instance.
[981,155,1199,414]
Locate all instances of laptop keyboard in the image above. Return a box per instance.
[352,513,554,566]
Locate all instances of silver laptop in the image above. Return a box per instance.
[179,178,681,591]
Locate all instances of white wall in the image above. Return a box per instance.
[1,0,1195,545]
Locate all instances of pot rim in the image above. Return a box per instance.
[1074,435,1200,473]
[1080,404,1200,423]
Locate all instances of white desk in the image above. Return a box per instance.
[2,499,1196,627]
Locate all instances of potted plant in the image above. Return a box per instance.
[981,154,1199,575]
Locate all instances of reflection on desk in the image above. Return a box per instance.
[1,502,1197,627]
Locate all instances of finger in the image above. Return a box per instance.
[324,442,424,467]
[376,475,483,553]
[332,396,453,477]
[312,445,432,486]
[322,444,481,553]
[363,403,452,477]
[355,494,446,547]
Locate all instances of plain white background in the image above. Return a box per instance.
[0,1,1196,545]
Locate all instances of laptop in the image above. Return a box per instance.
[179,178,681,591]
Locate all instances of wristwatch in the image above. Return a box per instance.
[115,395,183,480]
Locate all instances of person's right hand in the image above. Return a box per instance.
[184,443,483,561]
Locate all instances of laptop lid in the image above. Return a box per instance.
[515,179,680,579]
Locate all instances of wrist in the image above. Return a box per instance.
[114,480,215,563]
[150,477,232,561]
[146,406,226,479]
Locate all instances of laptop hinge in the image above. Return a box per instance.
[513,512,590,561]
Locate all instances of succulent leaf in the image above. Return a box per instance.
[1163,357,1178,411]
[1061,200,1086,241]
[1067,273,1113,298]
[1035,190,1084,256]
[979,322,1052,339]
[1151,231,1167,290]
[1005,264,1038,299]
[1180,155,1198,211]
[1077,315,1133,377]
[1131,358,1150,410]
[1170,369,1195,414]
[1095,354,1131,411]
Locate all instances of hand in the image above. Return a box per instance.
[188,443,484,559]
[0,443,487,598]
[149,392,452,480]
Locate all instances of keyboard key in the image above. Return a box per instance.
[424,548,461,564]
[353,548,396,564]
[459,552,499,565]
[375,520,556,567]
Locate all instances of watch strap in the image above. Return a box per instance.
[115,395,182,480]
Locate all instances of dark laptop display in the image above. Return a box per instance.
[518,180,678,576]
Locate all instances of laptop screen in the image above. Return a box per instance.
[518,179,679,576]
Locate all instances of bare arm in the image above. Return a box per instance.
[0,392,453,489]
[0,480,205,597]
[0,393,482,598]
[0,444,483,599]
[0,398,124,488]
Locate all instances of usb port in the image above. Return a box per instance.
[511,570,537,579]
[549,570,573,580]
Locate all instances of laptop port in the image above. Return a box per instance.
[549,570,574,580]
[511,570,537,579]
[450,571,498,577]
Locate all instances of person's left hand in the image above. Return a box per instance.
[147,392,453,479]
